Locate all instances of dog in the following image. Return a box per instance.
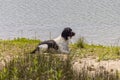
[31,27,75,54]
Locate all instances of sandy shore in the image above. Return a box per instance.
[72,56,120,75]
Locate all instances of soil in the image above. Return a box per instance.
[72,56,120,75]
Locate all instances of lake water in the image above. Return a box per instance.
[0,0,120,45]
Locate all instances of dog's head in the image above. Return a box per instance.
[61,27,75,40]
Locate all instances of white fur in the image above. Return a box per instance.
[54,35,70,53]
[38,44,48,51]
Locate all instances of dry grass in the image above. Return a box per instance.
[0,38,120,80]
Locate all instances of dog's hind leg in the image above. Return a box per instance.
[30,44,48,54]
[30,47,40,54]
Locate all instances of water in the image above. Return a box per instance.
[0,0,120,45]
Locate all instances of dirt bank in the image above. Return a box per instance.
[72,56,120,75]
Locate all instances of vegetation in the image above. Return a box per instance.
[71,37,120,61]
[0,37,120,80]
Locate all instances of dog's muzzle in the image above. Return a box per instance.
[70,32,75,37]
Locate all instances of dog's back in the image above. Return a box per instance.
[31,40,59,54]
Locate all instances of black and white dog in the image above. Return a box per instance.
[31,27,75,54]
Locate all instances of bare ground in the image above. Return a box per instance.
[72,56,120,75]
[0,53,120,76]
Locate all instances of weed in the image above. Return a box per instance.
[76,37,86,48]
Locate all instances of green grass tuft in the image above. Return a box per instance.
[74,37,87,49]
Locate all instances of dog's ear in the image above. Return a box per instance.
[61,27,72,40]
[62,30,68,40]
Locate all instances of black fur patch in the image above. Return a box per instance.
[40,40,59,50]
[31,40,58,54]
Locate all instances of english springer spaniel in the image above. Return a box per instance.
[31,27,75,54]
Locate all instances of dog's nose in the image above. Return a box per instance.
[72,32,75,36]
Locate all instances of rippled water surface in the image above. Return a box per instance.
[0,0,120,45]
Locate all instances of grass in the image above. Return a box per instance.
[0,37,120,80]
[0,54,73,80]
[0,38,40,55]
[70,37,120,61]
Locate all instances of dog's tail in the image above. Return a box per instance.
[30,47,40,54]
